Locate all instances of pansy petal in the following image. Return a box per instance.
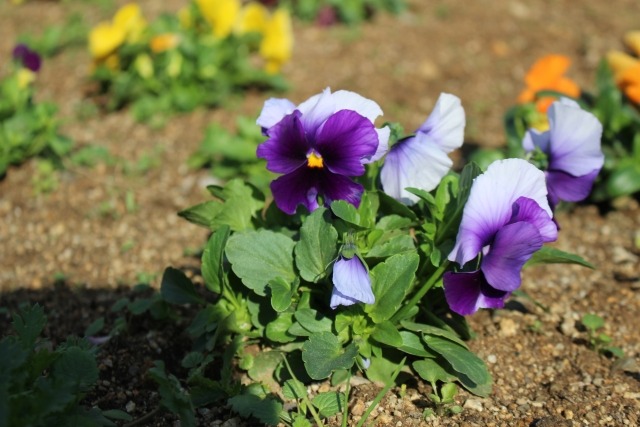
[316,110,378,176]
[256,98,296,130]
[449,159,551,266]
[416,93,465,153]
[380,133,452,204]
[331,256,374,308]
[330,287,360,309]
[257,111,308,174]
[320,171,364,207]
[547,101,604,177]
[509,196,558,243]
[270,167,319,214]
[547,168,600,204]
[443,270,508,316]
[364,126,390,163]
[481,221,543,292]
[330,90,384,123]
[297,88,336,136]
[522,128,551,153]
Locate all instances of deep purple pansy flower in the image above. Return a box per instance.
[256,88,390,214]
[523,99,604,208]
[443,159,558,316]
[380,93,465,204]
[330,254,374,309]
[12,44,42,72]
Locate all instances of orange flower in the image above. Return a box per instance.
[150,33,180,53]
[606,50,640,104]
[518,54,581,112]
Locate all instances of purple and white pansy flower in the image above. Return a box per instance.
[256,88,390,214]
[523,98,604,208]
[443,159,558,316]
[330,254,375,309]
[380,93,465,204]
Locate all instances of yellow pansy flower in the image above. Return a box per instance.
[260,8,293,74]
[17,69,36,89]
[89,22,126,59]
[236,2,268,34]
[113,3,147,42]
[195,0,241,39]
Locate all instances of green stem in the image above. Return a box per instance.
[342,370,351,427]
[282,356,324,427]
[391,261,449,323]
[355,358,406,427]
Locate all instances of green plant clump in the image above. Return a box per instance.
[0,304,123,427]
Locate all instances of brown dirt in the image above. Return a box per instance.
[1,0,640,426]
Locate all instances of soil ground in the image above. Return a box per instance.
[1,0,640,426]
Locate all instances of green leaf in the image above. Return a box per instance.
[161,267,205,305]
[102,409,133,421]
[201,225,230,294]
[412,359,457,384]
[53,346,99,393]
[265,312,296,343]
[398,331,434,357]
[312,391,345,418]
[376,190,419,221]
[371,320,403,347]
[367,234,415,258]
[208,179,264,231]
[606,163,640,198]
[581,313,605,331]
[282,378,307,400]
[294,308,333,334]
[302,332,358,380]
[525,246,595,269]
[401,321,468,348]
[292,415,313,427]
[83,317,105,337]
[248,351,283,393]
[267,277,296,312]
[423,335,492,397]
[148,361,196,427]
[330,200,363,228]
[365,253,419,323]
[294,207,338,282]
[226,230,296,296]
[178,200,221,228]
[12,304,46,349]
[228,394,282,426]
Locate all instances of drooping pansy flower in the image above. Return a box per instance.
[380,93,465,204]
[517,54,580,113]
[330,237,374,309]
[523,99,604,208]
[12,44,41,72]
[443,159,558,316]
[256,88,390,214]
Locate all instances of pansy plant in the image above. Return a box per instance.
[173,88,596,426]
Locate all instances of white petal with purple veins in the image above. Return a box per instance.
[256,98,296,130]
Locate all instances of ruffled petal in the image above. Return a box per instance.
[380,133,452,204]
[522,128,551,153]
[256,111,308,174]
[256,98,296,130]
[331,256,374,309]
[364,126,390,163]
[449,159,550,266]
[316,110,378,176]
[481,221,543,292]
[547,100,604,177]
[546,168,600,205]
[320,171,364,207]
[270,167,320,214]
[416,93,466,153]
[330,90,384,123]
[297,88,336,137]
[443,270,508,316]
[509,196,558,243]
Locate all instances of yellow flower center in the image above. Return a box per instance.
[307,151,324,169]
